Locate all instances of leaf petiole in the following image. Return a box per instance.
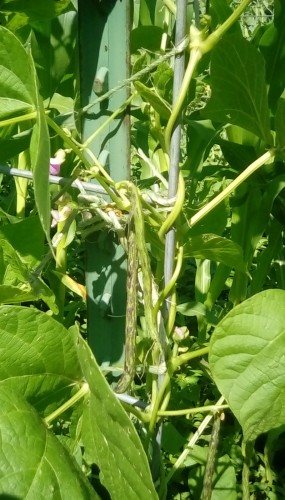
[44,383,89,426]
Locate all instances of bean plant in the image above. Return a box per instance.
[0,0,284,498]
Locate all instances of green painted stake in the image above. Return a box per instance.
[78,0,130,367]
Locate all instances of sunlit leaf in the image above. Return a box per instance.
[54,272,87,301]
[0,388,97,499]
[0,285,36,303]
[0,305,82,415]
[30,54,52,247]
[0,215,45,267]
[184,234,246,272]
[209,289,285,441]
[203,34,272,144]
[134,81,170,120]
[275,98,285,152]
[0,26,36,120]
[77,337,158,500]
[0,128,32,162]
[0,0,72,19]
[259,0,285,109]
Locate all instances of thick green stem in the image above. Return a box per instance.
[46,115,90,168]
[201,0,253,54]
[148,345,209,433]
[242,440,253,500]
[0,111,37,128]
[119,402,150,423]
[189,150,274,228]
[153,245,184,319]
[165,46,202,153]
[158,172,185,241]
[15,149,29,218]
[165,396,225,484]
[44,383,89,426]
[163,0,176,15]
[172,346,209,370]
[47,116,129,210]
[148,371,171,434]
[82,94,134,149]
[158,404,228,417]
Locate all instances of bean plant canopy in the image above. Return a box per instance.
[0,0,285,498]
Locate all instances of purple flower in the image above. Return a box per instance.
[50,158,61,175]
[49,149,66,176]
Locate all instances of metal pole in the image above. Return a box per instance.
[152,0,187,482]
[0,165,108,195]
[164,0,187,300]
[78,0,131,368]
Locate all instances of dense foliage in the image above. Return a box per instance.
[0,0,285,498]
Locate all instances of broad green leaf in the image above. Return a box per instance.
[275,98,285,151]
[203,34,272,144]
[0,237,57,312]
[0,388,98,499]
[0,305,82,415]
[0,206,19,223]
[77,337,158,500]
[0,238,29,283]
[134,81,170,120]
[30,53,52,247]
[185,195,228,239]
[50,11,77,82]
[32,11,77,99]
[131,26,163,53]
[217,137,257,172]
[0,26,36,119]
[0,0,72,19]
[152,62,173,103]
[177,301,207,317]
[259,0,285,109]
[209,289,285,441]
[161,422,186,454]
[210,0,242,36]
[0,215,45,267]
[184,234,246,272]
[184,447,237,499]
[176,301,219,325]
[229,177,285,303]
[48,93,74,114]
[186,120,219,175]
[29,273,59,314]
[211,454,237,500]
[250,219,282,295]
[138,0,156,25]
[0,284,37,303]
[0,128,32,162]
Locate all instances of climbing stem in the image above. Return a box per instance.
[201,0,253,54]
[172,346,209,370]
[158,171,185,241]
[189,150,274,228]
[44,383,89,426]
[165,46,202,153]
[157,404,228,417]
[153,245,184,320]
[82,94,135,149]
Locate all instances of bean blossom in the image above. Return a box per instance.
[49,149,66,175]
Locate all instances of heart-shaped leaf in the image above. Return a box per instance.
[209,289,285,441]
[0,26,36,119]
[77,337,158,500]
[203,34,272,144]
[0,388,97,499]
[0,305,82,415]
[184,234,246,272]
